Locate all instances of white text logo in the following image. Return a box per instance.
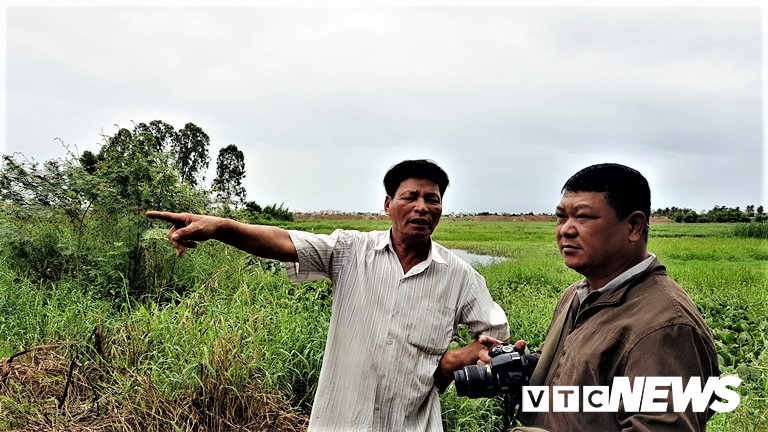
[521,376,741,413]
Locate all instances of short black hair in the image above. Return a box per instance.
[562,163,651,221]
[383,159,450,197]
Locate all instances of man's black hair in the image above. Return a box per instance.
[562,163,651,222]
[383,159,450,197]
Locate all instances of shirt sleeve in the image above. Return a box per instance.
[284,229,342,282]
[460,271,511,342]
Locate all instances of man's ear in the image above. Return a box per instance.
[384,196,392,215]
[627,211,647,242]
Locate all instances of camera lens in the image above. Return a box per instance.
[453,364,497,398]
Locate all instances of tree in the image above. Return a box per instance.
[1,126,208,295]
[79,150,99,174]
[173,123,210,187]
[211,144,246,212]
[98,121,211,189]
[99,127,135,161]
[135,120,177,153]
[683,210,699,223]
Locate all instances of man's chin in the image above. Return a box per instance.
[562,257,585,272]
[405,226,433,238]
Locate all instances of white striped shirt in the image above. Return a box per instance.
[286,229,510,432]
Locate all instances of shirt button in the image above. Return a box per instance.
[386,339,394,346]
[374,405,381,411]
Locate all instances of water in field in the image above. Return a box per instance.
[449,249,507,266]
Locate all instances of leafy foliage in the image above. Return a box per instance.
[240,201,294,222]
[0,126,208,298]
[135,119,177,153]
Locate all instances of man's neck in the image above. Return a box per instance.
[587,250,649,291]
[391,234,431,274]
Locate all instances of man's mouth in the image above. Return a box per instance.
[408,218,431,227]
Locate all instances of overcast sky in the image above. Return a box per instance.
[2,1,765,214]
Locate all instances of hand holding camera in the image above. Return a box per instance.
[454,342,536,399]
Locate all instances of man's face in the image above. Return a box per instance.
[555,191,635,280]
[385,178,443,241]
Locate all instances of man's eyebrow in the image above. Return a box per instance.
[574,204,598,211]
[556,203,596,212]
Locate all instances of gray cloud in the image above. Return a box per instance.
[4,6,764,213]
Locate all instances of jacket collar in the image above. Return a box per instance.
[578,255,667,310]
[576,253,657,303]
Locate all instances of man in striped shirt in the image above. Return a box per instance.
[147,159,510,431]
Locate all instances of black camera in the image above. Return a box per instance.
[453,343,530,399]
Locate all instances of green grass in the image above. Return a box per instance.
[0,219,765,431]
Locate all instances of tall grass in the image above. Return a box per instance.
[733,222,768,239]
[0,220,766,431]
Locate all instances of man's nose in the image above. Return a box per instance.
[414,198,429,213]
[558,218,578,237]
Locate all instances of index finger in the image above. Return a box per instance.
[145,211,186,227]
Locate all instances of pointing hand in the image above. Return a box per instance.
[145,211,221,257]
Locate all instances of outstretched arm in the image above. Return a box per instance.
[145,211,298,261]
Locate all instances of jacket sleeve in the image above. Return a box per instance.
[617,323,721,432]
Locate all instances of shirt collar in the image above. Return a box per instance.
[575,253,657,303]
[431,243,448,265]
[375,229,447,266]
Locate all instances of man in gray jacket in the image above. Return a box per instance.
[512,163,720,431]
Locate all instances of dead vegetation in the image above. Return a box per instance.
[1,342,308,431]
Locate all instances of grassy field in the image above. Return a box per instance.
[0,219,766,431]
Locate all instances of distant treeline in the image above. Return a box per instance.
[473,205,767,224]
[652,205,765,223]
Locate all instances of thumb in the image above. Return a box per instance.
[171,225,198,243]
[478,334,503,349]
